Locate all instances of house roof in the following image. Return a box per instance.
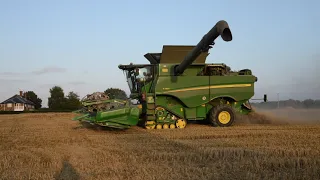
[0,95,35,105]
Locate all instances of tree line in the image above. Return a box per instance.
[24,88,320,110]
[23,86,128,111]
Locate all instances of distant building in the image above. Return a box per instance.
[0,91,35,111]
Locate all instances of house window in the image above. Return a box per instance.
[15,103,22,107]
[7,103,12,108]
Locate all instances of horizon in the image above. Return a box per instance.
[1,0,319,107]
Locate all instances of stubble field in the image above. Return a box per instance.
[0,109,320,180]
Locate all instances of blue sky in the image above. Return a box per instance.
[0,0,319,107]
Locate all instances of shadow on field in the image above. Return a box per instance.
[54,160,80,180]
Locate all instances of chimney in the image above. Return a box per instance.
[19,91,23,96]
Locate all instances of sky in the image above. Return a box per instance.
[0,0,319,107]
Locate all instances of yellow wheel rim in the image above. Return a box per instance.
[146,125,155,129]
[169,124,176,129]
[218,111,231,124]
[145,121,155,129]
[163,124,169,129]
[156,124,162,129]
[176,119,186,129]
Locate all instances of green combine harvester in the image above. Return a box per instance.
[73,20,267,129]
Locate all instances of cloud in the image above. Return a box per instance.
[0,66,67,86]
[68,81,87,85]
[32,66,67,75]
[0,72,30,84]
[0,72,30,79]
[0,78,29,83]
[0,72,23,76]
[38,83,61,89]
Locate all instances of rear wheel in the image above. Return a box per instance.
[209,104,235,127]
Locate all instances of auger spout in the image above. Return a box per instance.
[174,20,233,75]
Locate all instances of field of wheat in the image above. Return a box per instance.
[0,109,320,180]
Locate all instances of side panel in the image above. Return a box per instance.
[155,95,185,118]
[155,96,209,120]
[196,105,207,119]
[156,75,256,108]
[209,76,255,102]
[156,64,210,109]
[184,108,196,119]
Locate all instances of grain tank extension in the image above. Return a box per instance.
[118,20,267,129]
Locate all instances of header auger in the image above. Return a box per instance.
[73,20,267,130]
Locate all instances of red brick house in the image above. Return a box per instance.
[0,91,35,111]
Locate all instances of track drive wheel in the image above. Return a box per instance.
[169,124,176,129]
[209,104,235,127]
[156,124,162,129]
[175,119,187,129]
[163,124,169,129]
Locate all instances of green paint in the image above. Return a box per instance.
[75,106,140,129]
[72,98,140,129]
[95,106,140,126]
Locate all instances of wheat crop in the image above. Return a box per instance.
[0,110,319,180]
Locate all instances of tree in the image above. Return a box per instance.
[104,88,128,100]
[65,91,81,110]
[303,99,314,108]
[25,91,42,109]
[314,100,320,108]
[48,86,66,110]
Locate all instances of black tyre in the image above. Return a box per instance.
[208,104,235,127]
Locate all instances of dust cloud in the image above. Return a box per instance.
[235,108,320,125]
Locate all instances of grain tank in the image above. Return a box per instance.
[118,20,267,129]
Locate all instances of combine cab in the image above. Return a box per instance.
[73,20,267,129]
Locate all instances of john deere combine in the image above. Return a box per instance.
[73,20,267,129]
